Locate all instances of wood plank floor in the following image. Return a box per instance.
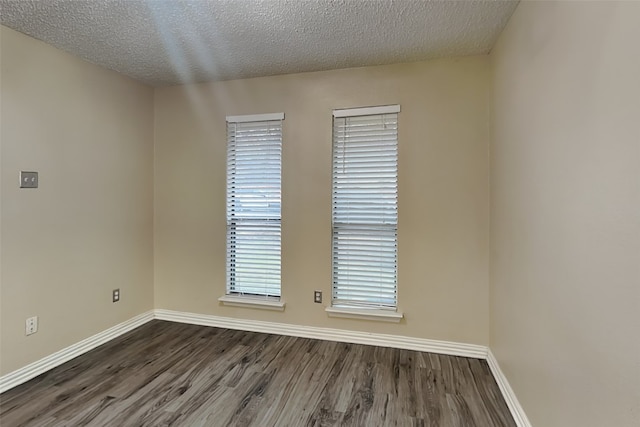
[0,321,516,426]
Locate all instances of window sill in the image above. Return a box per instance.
[325,306,403,323]
[218,295,286,311]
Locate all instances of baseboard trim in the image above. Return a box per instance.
[0,310,154,394]
[155,310,532,425]
[153,309,488,359]
[486,350,532,427]
[0,308,530,427]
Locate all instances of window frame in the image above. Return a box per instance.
[329,105,402,321]
[220,113,285,310]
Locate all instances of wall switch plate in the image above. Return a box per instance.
[112,289,120,303]
[20,171,38,188]
[314,290,323,304]
[26,316,38,335]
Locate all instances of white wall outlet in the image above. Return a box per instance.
[112,288,120,303]
[314,290,323,303]
[26,316,38,335]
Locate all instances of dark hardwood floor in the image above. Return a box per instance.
[0,320,515,426]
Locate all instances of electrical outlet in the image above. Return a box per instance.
[112,288,120,303]
[314,290,323,304]
[26,316,38,335]
[20,171,38,188]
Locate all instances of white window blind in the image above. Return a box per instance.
[332,105,399,310]
[226,113,283,299]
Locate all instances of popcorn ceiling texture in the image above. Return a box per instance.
[0,0,518,86]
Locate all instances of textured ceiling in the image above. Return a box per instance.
[0,0,519,87]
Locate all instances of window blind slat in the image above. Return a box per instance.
[227,118,282,299]
[331,109,399,310]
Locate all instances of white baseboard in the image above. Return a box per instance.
[153,309,488,359]
[0,308,531,427]
[0,310,154,394]
[156,309,531,426]
[486,350,532,427]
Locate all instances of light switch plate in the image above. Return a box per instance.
[20,171,38,188]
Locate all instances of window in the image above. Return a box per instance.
[225,113,283,301]
[331,105,400,312]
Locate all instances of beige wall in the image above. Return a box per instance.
[0,26,155,375]
[490,2,640,426]
[3,4,639,423]
[154,57,491,344]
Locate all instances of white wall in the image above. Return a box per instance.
[9,6,639,424]
[490,2,640,426]
[154,58,491,345]
[0,26,155,375]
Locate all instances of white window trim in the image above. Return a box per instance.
[332,104,400,118]
[225,113,284,302]
[325,306,403,323]
[226,112,284,123]
[218,295,286,311]
[330,106,400,311]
